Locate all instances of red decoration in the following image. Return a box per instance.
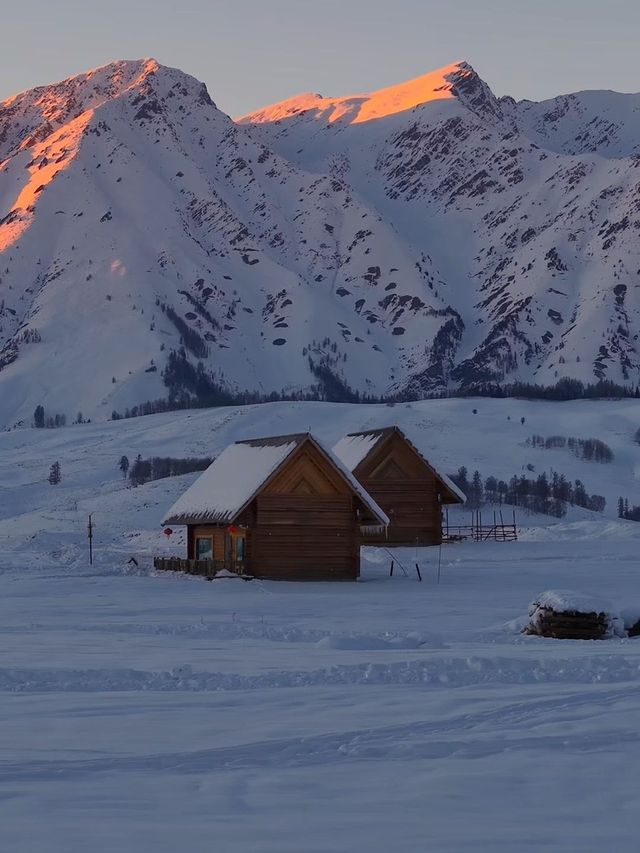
[227,525,241,536]
[163,527,173,538]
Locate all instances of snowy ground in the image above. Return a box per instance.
[1,398,640,851]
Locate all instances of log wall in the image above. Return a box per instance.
[355,432,443,545]
[251,494,358,580]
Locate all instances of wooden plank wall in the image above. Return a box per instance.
[356,432,443,545]
[263,447,353,496]
[252,494,358,580]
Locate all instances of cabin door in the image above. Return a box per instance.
[225,531,246,572]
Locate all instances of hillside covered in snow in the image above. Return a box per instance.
[2,59,640,427]
[2,396,640,851]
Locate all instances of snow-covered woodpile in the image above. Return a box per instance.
[526,591,622,640]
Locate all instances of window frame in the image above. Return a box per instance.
[195,536,213,561]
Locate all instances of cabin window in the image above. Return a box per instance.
[195,537,213,560]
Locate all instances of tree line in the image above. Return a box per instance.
[119,454,213,486]
[526,434,614,463]
[109,347,382,420]
[33,406,90,428]
[110,358,640,423]
[33,405,67,429]
[451,466,606,518]
[617,497,640,522]
[449,378,640,402]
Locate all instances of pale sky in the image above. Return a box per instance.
[3,0,640,117]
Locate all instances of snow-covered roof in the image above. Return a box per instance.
[163,436,299,524]
[163,433,389,526]
[332,426,466,505]
[333,431,385,472]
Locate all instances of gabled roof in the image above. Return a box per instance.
[332,426,466,505]
[163,432,389,526]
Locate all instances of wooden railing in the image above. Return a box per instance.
[443,509,518,543]
[442,523,517,543]
[153,557,246,579]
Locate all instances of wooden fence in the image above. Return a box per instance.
[153,557,246,579]
[443,508,518,543]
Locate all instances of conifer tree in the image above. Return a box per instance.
[119,455,130,478]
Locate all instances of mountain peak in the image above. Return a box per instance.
[2,58,159,111]
[351,60,477,122]
[0,58,216,162]
[238,60,482,126]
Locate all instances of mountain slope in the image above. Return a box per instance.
[2,59,640,427]
[240,61,640,393]
[0,59,463,427]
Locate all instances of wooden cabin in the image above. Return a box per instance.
[332,426,465,546]
[158,433,388,581]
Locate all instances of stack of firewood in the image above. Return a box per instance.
[526,607,608,640]
[525,591,616,640]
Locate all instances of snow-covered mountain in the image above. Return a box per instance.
[240,61,640,394]
[2,59,640,426]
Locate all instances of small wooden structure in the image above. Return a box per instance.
[156,432,388,581]
[333,426,465,545]
[525,591,618,640]
[443,508,518,543]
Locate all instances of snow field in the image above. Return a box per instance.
[1,397,640,850]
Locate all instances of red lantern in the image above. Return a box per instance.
[227,525,240,536]
[163,527,173,538]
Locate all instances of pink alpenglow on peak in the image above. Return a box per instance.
[0,58,214,253]
[237,61,475,126]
